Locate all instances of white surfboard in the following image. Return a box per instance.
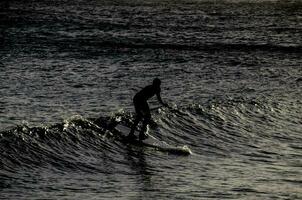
[113,124,192,156]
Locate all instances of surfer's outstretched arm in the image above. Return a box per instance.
[156,92,169,108]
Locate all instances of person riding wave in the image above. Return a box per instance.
[128,78,169,141]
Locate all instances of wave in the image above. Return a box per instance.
[1,97,301,172]
[49,38,302,53]
[95,42,302,53]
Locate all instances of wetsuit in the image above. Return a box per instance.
[129,83,164,140]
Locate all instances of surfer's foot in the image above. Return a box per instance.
[127,134,137,140]
[139,133,148,141]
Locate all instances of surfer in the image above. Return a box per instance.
[128,78,169,141]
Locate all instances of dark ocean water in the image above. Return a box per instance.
[1,0,302,199]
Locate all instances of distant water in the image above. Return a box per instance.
[1,0,302,199]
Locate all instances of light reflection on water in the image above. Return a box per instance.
[1,0,302,199]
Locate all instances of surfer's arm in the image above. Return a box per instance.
[156,92,168,107]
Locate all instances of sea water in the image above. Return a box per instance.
[0,0,301,199]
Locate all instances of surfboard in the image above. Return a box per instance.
[112,124,192,156]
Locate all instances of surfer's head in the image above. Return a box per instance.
[153,78,161,87]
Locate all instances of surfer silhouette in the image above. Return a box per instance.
[128,78,169,141]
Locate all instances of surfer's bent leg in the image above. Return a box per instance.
[128,97,142,137]
[129,115,141,137]
[139,102,151,140]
